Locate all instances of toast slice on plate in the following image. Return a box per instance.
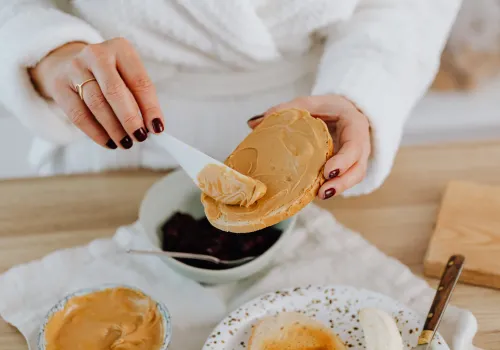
[248,312,346,350]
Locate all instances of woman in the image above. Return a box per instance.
[0,0,461,198]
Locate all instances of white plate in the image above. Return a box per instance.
[202,285,449,350]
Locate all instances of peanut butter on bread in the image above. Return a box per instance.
[201,109,333,233]
[198,164,267,207]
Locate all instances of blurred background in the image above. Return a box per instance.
[0,0,499,179]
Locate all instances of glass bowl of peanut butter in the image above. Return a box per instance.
[37,284,172,350]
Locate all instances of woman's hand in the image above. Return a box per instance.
[30,38,165,149]
[248,95,371,199]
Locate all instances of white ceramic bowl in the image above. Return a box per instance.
[138,169,297,285]
[37,284,172,350]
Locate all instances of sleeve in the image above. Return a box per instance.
[312,0,463,196]
[0,0,104,144]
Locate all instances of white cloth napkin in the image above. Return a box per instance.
[0,205,478,350]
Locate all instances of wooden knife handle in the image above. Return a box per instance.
[418,254,465,345]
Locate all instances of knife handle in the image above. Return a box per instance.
[418,254,465,345]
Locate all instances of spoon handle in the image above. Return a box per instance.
[126,249,220,264]
[418,254,465,345]
[152,133,225,185]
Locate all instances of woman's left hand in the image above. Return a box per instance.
[247,95,371,200]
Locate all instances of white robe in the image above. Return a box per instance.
[0,0,461,196]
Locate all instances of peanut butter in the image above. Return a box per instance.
[44,287,163,350]
[197,164,267,207]
[201,109,332,232]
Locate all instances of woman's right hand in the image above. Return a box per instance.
[30,38,165,149]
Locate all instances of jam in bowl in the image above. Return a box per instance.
[138,169,297,284]
[161,212,283,270]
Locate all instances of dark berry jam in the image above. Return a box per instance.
[160,212,282,270]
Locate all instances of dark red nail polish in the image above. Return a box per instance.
[133,127,148,142]
[247,114,264,123]
[323,188,336,199]
[152,118,164,133]
[106,139,117,149]
[120,135,133,149]
[328,169,340,179]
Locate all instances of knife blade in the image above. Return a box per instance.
[413,255,465,350]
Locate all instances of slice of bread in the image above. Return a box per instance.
[201,109,333,233]
[248,312,346,350]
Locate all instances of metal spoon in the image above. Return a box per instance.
[126,249,256,267]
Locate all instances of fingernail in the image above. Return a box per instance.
[120,135,133,149]
[323,188,336,200]
[133,127,148,142]
[106,139,118,150]
[152,118,164,133]
[328,169,340,179]
[247,114,264,123]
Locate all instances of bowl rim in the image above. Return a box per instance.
[37,283,172,350]
[138,169,298,277]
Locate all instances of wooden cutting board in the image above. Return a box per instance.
[424,180,500,289]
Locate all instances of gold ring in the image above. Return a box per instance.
[75,78,97,100]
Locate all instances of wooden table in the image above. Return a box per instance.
[1,141,499,349]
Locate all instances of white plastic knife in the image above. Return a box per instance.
[150,132,243,187]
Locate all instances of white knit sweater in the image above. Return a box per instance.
[0,0,461,196]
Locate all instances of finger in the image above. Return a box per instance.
[323,117,369,180]
[247,95,347,129]
[70,69,131,149]
[267,95,350,118]
[83,46,147,143]
[318,161,368,199]
[247,114,264,129]
[247,111,340,131]
[246,100,306,129]
[55,86,116,149]
[82,79,133,149]
[113,39,164,134]
[264,98,315,116]
[323,139,362,180]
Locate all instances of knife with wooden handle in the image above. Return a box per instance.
[413,255,465,350]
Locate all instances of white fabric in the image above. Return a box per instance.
[0,0,462,196]
[0,205,478,350]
